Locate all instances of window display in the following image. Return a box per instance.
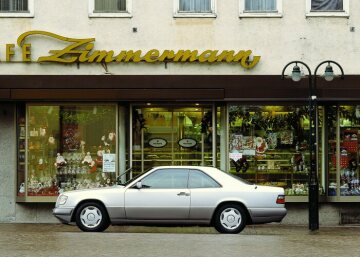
[23,104,117,199]
[325,105,360,197]
[132,105,214,173]
[229,105,310,196]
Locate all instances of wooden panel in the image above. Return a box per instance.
[11,89,225,101]
[0,89,10,99]
[2,75,360,101]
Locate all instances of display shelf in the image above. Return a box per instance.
[231,147,309,197]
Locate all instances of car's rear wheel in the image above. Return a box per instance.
[75,202,110,232]
[214,204,247,234]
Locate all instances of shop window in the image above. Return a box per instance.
[239,0,282,17]
[18,104,118,200]
[132,105,214,174]
[229,105,310,196]
[306,0,349,17]
[89,0,132,17]
[174,0,216,18]
[0,0,34,17]
[327,105,360,196]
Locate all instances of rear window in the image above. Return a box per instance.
[221,170,253,185]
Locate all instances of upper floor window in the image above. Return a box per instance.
[306,0,349,17]
[89,0,132,18]
[311,0,343,11]
[0,0,33,17]
[239,0,282,17]
[174,0,216,18]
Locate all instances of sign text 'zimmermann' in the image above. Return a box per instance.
[2,31,261,69]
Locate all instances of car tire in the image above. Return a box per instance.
[75,202,110,232]
[214,204,247,234]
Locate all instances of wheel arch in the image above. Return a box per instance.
[70,199,110,223]
[211,201,253,225]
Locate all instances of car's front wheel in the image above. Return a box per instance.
[214,204,247,234]
[75,202,110,232]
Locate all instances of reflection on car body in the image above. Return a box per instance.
[53,166,286,233]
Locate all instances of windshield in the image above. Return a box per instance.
[117,167,152,186]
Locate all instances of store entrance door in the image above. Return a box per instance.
[131,104,214,173]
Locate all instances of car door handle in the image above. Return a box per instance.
[177,192,190,196]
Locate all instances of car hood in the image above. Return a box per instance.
[62,185,125,195]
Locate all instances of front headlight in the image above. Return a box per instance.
[57,195,68,206]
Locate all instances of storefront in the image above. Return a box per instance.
[0,17,360,224]
[3,74,360,211]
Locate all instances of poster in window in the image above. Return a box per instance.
[102,153,116,173]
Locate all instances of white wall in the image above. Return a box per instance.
[0,0,359,76]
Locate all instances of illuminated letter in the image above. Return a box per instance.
[78,44,95,62]
[22,44,31,62]
[143,49,160,63]
[173,50,198,62]
[87,50,115,63]
[242,55,261,69]
[158,50,175,62]
[17,31,95,63]
[115,50,142,62]
[6,44,15,62]
[216,51,237,62]
[198,50,218,63]
[234,51,249,62]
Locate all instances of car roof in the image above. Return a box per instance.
[153,166,215,169]
[151,166,243,186]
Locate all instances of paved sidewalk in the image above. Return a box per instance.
[0,224,360,257]
[1,222,359,235]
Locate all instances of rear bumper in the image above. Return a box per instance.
[248,207,287,224]
[52,207,74,224]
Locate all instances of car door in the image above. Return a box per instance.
[188,169,222,220]
[124,168,190,220]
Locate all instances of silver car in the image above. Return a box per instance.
[53,166,286,234]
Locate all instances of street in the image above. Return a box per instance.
[0,224,359,257]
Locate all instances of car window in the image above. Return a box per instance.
[222,170,253,185]
[188,169,221,188]
[141,168,189,189]
[118,167,152,186]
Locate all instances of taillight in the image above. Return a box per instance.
[276,195,285,204]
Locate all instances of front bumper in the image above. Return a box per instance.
[53,207,74,224]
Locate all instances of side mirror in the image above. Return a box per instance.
[135,181,142,189]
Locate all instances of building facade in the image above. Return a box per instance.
[1,0,360,225]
